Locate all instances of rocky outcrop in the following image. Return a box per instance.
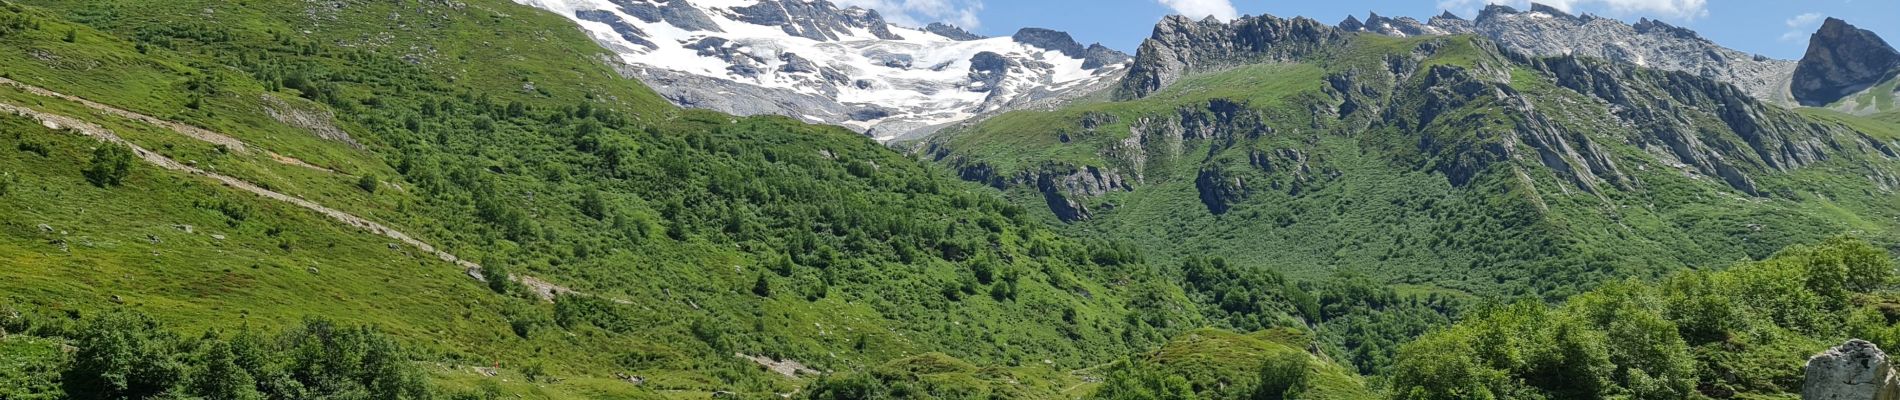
[1332,3,1796,103]
[1337,12,1465,37]
[609,0,722,32]
[574,10,657,50]
[729,0,902,41]
[1520,52,1882,196]
[1804,340,1900,400]
[1792,18,1900,107]
[1393,64,1622,192]
[1014,28,1088,59]
[1117,14,1345,99]
[1037,165,1131,222]
[1195,167,1246,215]
[1083,44,1133,70]
[922,148,1133,222]
[926,22,983,41]
[967,52,1011,93]
[1013,28,1131,70]
[1470,4,1796,103]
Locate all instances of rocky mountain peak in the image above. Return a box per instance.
[1013,28,1087,58]
[1474,3,1585,23]
[1528,3,1576,20]
[1474,4,1519,22]
[1792,18,1900,106]
[1631,18,1702,41]
[925,22,983,41]
[1338,15,1364,32]
[1011,28,1132,70]
[1338,3,1799,103]
[1338,11,1450,38]
[1118,14,1344,99]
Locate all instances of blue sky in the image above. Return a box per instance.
[842,0,1900,61]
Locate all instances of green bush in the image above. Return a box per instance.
[357,174,379,193]
[1388,237,1897,399]
[62,310,184,399]
[82,144,134,187]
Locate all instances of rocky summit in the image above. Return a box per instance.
[512,0,1129,141]
[1116,14,1343,99]
[1794,18,1900,107]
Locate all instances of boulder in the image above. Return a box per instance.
[1804,339,1900,400]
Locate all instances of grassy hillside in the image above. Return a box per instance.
[3,1,1898,399]
[1090,328,1375,400]
[924,32,1900,378]
[0,0,1226,397]
[927,33,1900,300]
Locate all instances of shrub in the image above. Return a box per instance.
[83,144,135,187]
[483,261,512,295]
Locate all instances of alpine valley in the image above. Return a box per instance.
[0,1,1897,400]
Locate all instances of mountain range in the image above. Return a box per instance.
[513,0,1129,141]
[520,0,1900,143]
[0,0,1897,399]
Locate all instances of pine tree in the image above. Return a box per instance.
[752,273,771,297]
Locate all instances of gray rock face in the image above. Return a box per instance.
[967,52,1010,92]
[730,0,902,41]
[1804,340,1900,400]
[1331,3,1798,104]
[1083,44,1132,70]
[1118,14,1345,99]
[607,0,720,32]
[1793,18,1900,107]
[926,22,984,41]
[1517,53,1865,196]
[574,10,657,50]
[1012,28,1131,70]
[1338,12,1460,38]
[1471,4,1796,103]
[1013,28,1087,58]
[658,0,720,31]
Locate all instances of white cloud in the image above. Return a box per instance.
[1437,0,1708,20]
[1785,12,1823,28]
[1780,12,1826,43]
[1155,0,1239,21]
[833,0,985,29]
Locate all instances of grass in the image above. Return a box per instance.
[1132,328,1375,399]
[0,0,1250,397]
[0,112,727,397]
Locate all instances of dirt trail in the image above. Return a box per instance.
[1,100,598,303]
[0,77,334,173]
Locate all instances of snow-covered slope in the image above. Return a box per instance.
[514,0,1129,141]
